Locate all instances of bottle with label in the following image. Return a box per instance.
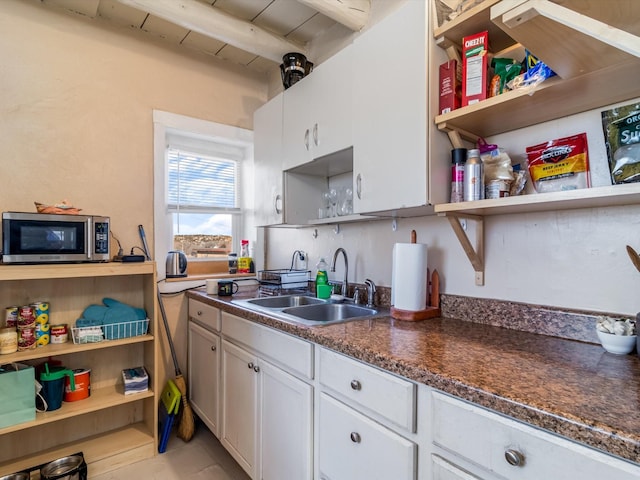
[464,148,484,201]
[238,240,251,274]
[228,253,238,274]
[315,258,331,299]
[450,148,466,203]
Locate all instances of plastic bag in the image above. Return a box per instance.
[601,101,640,184]
[526,133,590,193]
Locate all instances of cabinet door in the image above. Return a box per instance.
[221,339,258,478]
[260,359,313,480]
[310,47,353,161]
[283,48,353,171]
[352,0,429,214]
[188,322,220,437]
[283,75,314,170]
[254,93,284,226]
[318,393,416,480]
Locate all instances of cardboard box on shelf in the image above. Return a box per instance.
[462,30,489,107]
[439,59,461,114]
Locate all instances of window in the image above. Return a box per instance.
[153,111,254,279]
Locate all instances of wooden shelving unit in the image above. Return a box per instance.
[0,262,158,477]
[431,0,640,284]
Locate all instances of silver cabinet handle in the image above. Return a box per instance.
[211,345,216,352]
[350,380,362,391]
[504,449,525,467]
[350,432,361,443]
[304,129,310,150]
[274,194,282,215]
[253,365,260,373]
[248,362,254,369]
[356,173,362,199]
[313,123,318,146]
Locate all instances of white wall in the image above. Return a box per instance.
[266,89,640,315]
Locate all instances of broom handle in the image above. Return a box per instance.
[157,288,182,377]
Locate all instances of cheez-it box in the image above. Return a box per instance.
[439,60,461,115]
[462,30,489,107]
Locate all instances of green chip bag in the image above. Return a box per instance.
[601,102,640,184]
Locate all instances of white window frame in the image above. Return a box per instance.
[153,110,254,280]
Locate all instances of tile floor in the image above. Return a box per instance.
[91,421,250,480]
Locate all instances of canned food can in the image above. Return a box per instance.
[17,325,37,351]
[50,324,68,344]
[31,301,50,324]
[0,327,18,354]
[485,179,511,199]
[18,305,36,328]
[5,306,18,328]
[35,322,51,347]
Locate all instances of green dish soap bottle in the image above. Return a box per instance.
[315,257,331,299]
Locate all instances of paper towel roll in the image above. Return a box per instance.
[392,242,428,311]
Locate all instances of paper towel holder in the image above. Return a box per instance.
[391,230,441,321]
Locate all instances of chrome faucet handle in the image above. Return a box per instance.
[352,286,362,305]
[364,279,376,307]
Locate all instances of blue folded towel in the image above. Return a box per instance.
[76,298,148,340]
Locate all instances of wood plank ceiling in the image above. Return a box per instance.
[41,0,370,74]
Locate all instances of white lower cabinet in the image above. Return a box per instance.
[220,312,314,480]
[188,321,220,437]
[188,300,221,438]
[260,359,313,480]
[317,347,418,480]
[431,392,640,480]
[319,393,416,480]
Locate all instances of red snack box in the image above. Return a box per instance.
[462,31,489,107]
[439,60,461,114]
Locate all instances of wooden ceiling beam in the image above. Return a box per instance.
[114,0,308,64]
[295,0,370,31]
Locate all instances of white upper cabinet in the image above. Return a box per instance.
[352,0,449,215]
[254,92,284,226]
[283,47,353,171]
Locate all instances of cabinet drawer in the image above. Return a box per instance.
[319,347,415,432]
[319,393,416,480]
[432,392,640,480]
[188,299,220,331]
[221,312,313,380]
[432,455,482,480]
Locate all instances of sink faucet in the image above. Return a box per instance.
[330,248,348,296]
[364,278,376,307]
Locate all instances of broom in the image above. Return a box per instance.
[157,288,195,442]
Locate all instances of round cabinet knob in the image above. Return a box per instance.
[197,310,203,316]
[350,432,361,443]
[253,365,260,373]
[211,345,217,351]
[350,380,362,391]
[504,449,525,467]
[248,362,254,369]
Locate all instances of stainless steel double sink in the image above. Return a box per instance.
[232,295,383,326]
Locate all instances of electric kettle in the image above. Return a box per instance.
[166,250,187,278]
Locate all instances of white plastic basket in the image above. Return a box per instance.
[72,319,150,344]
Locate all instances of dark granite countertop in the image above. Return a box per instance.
[187,287,640,466]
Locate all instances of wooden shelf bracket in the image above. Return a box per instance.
[440,213,485,286]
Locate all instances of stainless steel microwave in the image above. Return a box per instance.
[2,212,110,264]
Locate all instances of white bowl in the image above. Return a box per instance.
[596,330,637,355]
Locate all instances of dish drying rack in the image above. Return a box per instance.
[258,269,311,296]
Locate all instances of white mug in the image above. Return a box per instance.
[206,279,219,295]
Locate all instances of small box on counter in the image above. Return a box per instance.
[0,363,35,428]
[462,30,489,107]
[439,59,461,114]
[122,366,149,395]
